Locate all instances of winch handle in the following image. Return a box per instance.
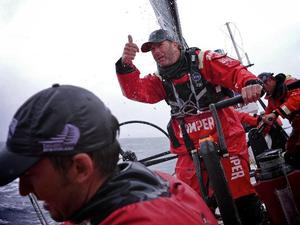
[214,95,244,110]
[209,95,244,157]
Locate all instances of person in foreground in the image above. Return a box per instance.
[116,29,265,224]
[258,72,300,168]
[0,84,218,225]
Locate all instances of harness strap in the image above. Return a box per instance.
[188,75,201,109]
[178,117,195,152]
[287,80,300,90]
[171,82,184,108]
[167,121,181,148]
[195,87,208,101]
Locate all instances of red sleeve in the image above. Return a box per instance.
[117,69,166,104]
[277,88,300,118]
[283,89,300,112]
[236,111,258,126]
[199,50,258,92]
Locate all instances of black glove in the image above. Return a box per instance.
[122,150,138,161]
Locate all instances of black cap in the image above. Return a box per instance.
[141,29,176,53]
[258,72,274,83]
[0,84,118,186]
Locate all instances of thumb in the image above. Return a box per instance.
[128,35,133,43]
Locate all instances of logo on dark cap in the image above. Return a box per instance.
[39,124,80,152]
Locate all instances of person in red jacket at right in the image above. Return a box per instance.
[258,72,300,168]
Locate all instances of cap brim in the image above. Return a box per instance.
[141,42,153,53]
[0,142,40,186]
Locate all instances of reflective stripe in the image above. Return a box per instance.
[281,105,292,115]
[215,85,222,93]
[197,51,205,69]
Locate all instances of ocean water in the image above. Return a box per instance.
[0,137,175,225]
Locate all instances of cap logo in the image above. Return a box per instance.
[8,118,18,139]
[39,124,80,152]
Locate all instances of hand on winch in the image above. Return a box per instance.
[262,113,277,126]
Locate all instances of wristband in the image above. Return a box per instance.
[272,110,279,117]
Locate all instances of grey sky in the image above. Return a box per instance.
[0,0,299,140]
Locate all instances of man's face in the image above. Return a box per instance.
[19,157,81,222]
[150,40,180,67]
[263,77,276,95]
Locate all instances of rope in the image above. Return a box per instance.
[119,120,175,166]
[28,193,49,225]
[119,120,169,138]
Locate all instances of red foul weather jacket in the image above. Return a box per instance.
[60,162,218,225]
[264,76,300,118]
[116,49,260,198]
[236,111,260,127]
[265,76,300,147]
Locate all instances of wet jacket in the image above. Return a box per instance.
[264,76,300,147]
[115,49,259,198]
[116,50,259,155]
[65,162,218,225]
[236,111,260,127]
[264,76,300,121]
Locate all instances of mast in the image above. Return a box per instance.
[225,22,254,67]
[225,22,257,114]
[225,22,243,63]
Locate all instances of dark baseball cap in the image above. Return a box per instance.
[0,84,119,186]
[258,72,274,83]
[141,29,177,52]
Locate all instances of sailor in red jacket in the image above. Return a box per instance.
[0,84,218,225]
[115,29,265,225]
[59,161,219,225]
[258,72,300,168]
